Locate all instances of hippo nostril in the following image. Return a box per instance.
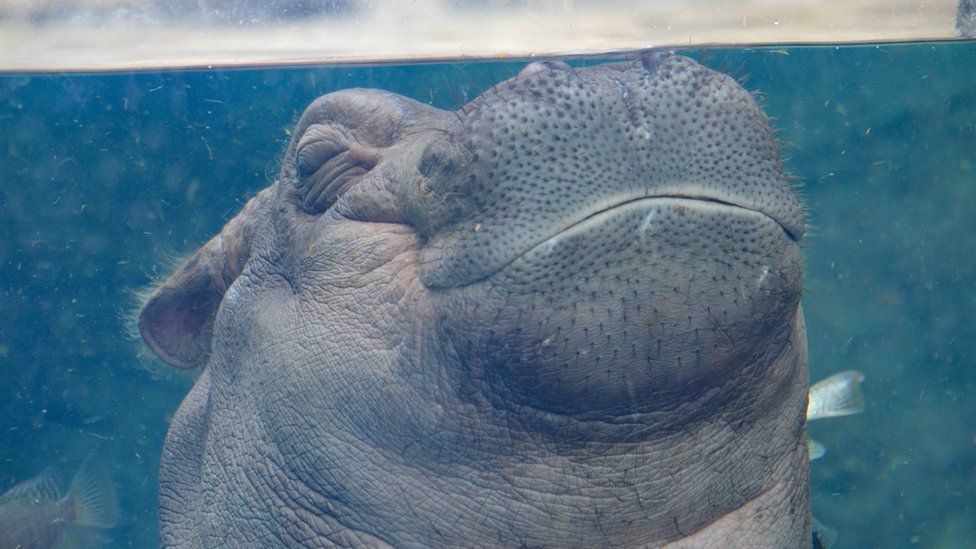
[517,60,575,79]
[639,51,674,73]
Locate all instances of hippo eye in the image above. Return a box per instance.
[294,124,380,214]
[296,126,344,180]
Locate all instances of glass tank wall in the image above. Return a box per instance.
[0,2,974,547]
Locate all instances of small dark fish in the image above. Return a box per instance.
[0,455,118,548]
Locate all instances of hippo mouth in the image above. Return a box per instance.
[569,193,795,239]
[415,190,803,291]
[510,192,799,268]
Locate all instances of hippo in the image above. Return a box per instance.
[137,52,809,547]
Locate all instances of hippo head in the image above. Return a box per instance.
[138,53,809,546]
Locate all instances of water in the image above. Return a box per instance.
[1,41,974,547]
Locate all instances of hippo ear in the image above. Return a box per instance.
[290,89,446,215]
[137,189,270,369]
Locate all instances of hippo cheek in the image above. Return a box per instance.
[158,369,212,545]
[453,197,801,418]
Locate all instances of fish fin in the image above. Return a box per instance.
[68,455,118,529]
[808,370,865,420]
[0,466,62,503]
[812,516,838,548]
[808,438,826,460]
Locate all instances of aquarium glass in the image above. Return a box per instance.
[0,10,974,548]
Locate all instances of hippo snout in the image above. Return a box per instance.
[412,54,803,289]
[406,54,804,418]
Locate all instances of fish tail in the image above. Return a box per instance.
[808,438,826,460]
[68,454,119,529]
[808,370,866,420]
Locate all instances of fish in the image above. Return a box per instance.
[0,454,118,548]
[807,370,866,460]
[807,370,866,547]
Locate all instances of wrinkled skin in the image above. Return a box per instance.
[138,53,809,547]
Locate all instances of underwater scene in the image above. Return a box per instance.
[1,41,974,547]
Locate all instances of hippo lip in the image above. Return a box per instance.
[508,192,798,266]
[559,192,795,240]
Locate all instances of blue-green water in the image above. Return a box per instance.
[1,42,974,547]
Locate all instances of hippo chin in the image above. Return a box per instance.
[138,52,809,547]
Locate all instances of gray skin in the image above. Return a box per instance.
[138,52,809,547]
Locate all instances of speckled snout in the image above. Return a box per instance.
[418,54,805,417]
